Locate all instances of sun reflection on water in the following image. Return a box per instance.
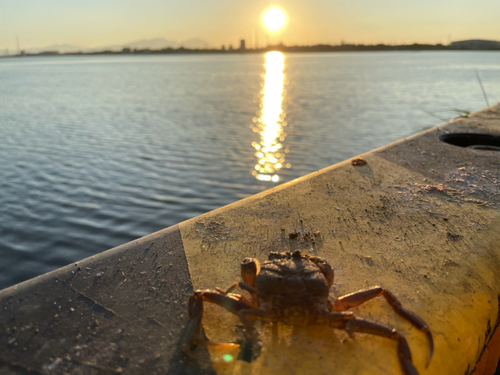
[251,51,289,182]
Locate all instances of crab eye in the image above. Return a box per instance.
[321,263,334,288]
[241,258,257,268]
[241,258,260,287]
[309,257,334,288]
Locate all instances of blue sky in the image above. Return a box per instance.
[1,0,499,50]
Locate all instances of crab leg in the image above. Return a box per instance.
[217,281,258,297]
[332,286,433,366]
[343,318,418,375]
[182,290,260,361]
[323,312,418,375]
[322,311,355,328]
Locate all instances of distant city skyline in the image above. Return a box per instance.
[1,0,499,52]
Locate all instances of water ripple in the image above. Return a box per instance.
[1,52,499,289]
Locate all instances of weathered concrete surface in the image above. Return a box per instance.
[1,104,500,374]
[0,226,212,374]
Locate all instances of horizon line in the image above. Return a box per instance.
[3,40,500,58]
[3,36,500,55]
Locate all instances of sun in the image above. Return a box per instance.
[262,7,286,32]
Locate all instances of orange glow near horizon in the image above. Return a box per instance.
[251,51,289,182]
[2,1,500,51]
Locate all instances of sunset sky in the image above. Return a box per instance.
[1,0,499,51]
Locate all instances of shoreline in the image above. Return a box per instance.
[2,43,500,59]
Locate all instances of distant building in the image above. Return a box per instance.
[221,45,225,51]
[240,39,246,50]
[449,39,500,50]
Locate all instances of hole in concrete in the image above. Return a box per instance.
[440,133,500,151]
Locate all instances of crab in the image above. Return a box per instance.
[183,250,433,375]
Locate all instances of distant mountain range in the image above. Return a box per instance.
[22,38,211,54]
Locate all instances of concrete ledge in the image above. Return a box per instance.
[1,104,500,374]
[0,226,207,374]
